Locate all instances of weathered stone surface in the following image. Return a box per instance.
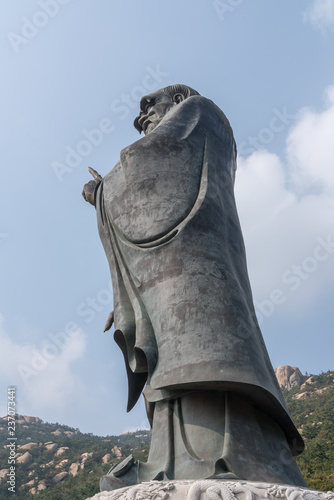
[81,452,94,469]
[69,462,80,476]
[111,446,122,458]
[19,442,38,451]
[15,415,41,424]
[102,453,112,464]
[37,480,46,491]
[45,442,58,452]
[293,392,310,400]
[55,459,68,469]
[301,376,315,390]
[86,480,334,499]
[16,451,33,465]
[20,479,35,489]
[55,446,69,456]
[53,471,68,483]
[293,386,331,400]
[51,429,63,436]
[275,365,306,390]
[0,469,9,481]
[64,430,76,437]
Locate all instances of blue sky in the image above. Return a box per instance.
[0,0,333,436]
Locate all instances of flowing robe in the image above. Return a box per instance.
[95,95,305,483]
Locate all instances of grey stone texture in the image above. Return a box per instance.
[86,479,334,500]
[83,85,306,489]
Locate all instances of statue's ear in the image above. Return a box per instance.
[173,93,185,104]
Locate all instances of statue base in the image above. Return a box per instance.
[86,479,334,499]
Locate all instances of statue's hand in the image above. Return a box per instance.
[82,167,103,206]
[82,179,100,206]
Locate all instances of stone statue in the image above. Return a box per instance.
[82,85,306,491]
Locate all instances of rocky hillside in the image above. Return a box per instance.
[0,417,149,499]
[0,367,333,498]
[280,369,334,492]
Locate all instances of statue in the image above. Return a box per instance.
[82,85,307,491]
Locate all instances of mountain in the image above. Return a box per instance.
[279,369,334,492]
[0,417,149,499]
[0,367,333,498]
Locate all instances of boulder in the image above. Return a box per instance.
[16,451,33,465]
[23,416,40,423]
[53,471,69,483]
[37,481,46,491]
[293,392,309,400]
[55,459,69,469]
[64,430,75,437]
[56,446,69,456]
[102,453,112,464]
[45,442,58,452]
[300,376,315,390]
[315,386,330,395]
[19,442,38,451]
[81,452,94,469]
[293,386,331,400]
[51,429,62,436]
[0,469,9,481]
[15,415,40,424]
[69,462,80,477]
[21,479,35,488]
[275,365,306,390]
[111,445,122,458]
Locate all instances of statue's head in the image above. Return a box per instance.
[134,84,200,135]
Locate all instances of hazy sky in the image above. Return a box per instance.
[0,0,333,436]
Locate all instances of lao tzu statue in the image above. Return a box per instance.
[82,84,306,491]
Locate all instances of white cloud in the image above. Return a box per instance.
[303,0,334,30]
[287,85,334,194]
[0,314,87,416]
[236,84,334,317]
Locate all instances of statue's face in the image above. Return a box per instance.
[136,91,175,135]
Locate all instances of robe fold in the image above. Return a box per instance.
[95,95,303,456]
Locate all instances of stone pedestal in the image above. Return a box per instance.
[86,480,334,499]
